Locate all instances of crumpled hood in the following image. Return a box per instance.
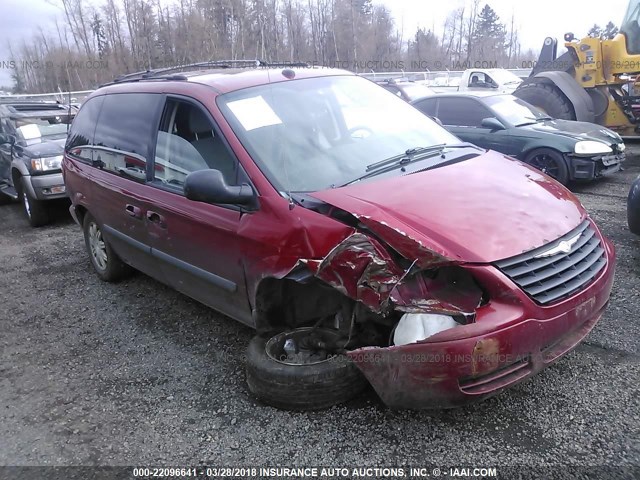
[524,119,622,145]
[20,136,66,158]
[312,151,586,264]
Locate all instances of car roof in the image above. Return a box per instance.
[0,102,71,117]
[96,66,355,96]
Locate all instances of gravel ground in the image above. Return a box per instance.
[0,151,639,473]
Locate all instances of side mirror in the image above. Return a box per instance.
[0,133,14,146]
[481,117,506,131]
[184,169,255,206]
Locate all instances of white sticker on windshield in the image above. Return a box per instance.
[227,96,282,131]
[17,123,41,140]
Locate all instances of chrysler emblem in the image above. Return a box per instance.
[534,233,581,259]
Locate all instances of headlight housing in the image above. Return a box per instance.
[31,155,63,171]
[574,140,612,156]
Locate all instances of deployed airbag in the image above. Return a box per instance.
[392,313,461,346]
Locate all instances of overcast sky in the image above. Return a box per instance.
[0,0,632,89]
[387,0,629,51]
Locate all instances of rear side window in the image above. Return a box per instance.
[92,93,162,179]
[413,98,437,117]
[66,96,104,162]
[437,98,493,127]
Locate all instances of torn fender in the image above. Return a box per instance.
[311,233,404,313]
[355,215,452,269]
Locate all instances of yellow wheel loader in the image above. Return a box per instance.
[514,0,640,136]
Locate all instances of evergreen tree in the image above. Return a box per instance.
[471,4,507,61]
[602,21,619,40]
[90,12,108,58]
[587,24,602,38]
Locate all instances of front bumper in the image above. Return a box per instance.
[347,237,616,409]
[25,173,68,201]
[568,152,625,181]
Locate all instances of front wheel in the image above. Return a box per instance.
[83,212,132,282]
[20,177,50,227]
[245,328,367,410]
[524,148,570,185]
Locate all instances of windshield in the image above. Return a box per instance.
[488,70,522,85]
[484,95,550,126]
[399,83,435,101]
[14,114,73,138]
[218,75,460,192]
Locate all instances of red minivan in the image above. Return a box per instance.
[63,64,615,410]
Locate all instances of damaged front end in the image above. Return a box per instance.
[281,214,495,409]
[252,191,612,409]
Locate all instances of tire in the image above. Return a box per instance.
[514,81,576,120]
[524,148,570,185]
[83,212,132,282]
[245,330,368,411]
[20,177,50,227]
[628,177,640,235]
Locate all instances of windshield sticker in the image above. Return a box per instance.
[17,123,41,140]
[227,96,282,131]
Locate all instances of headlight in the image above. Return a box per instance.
[619,142,626,152]
[31,155,63,171]
[574,140,612,155]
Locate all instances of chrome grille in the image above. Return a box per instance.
[495,220,606,304]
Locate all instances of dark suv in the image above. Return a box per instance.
[0,101,73,226]
[63,63,615,411]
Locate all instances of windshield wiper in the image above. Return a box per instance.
[365,145,446,172]
[343,143,478,186]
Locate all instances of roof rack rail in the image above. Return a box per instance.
[102,59,311,87]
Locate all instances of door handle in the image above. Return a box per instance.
[125,204,142,219]
[146,210,166,227]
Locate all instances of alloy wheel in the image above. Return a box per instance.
[88,222,108,271]
[22,192,31,219]
[529,153,560,179]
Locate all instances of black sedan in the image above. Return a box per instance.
[411,93,625,185]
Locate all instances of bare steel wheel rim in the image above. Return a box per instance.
[22,191,31,218]
[529,153,560,179]
[88,222,108,271]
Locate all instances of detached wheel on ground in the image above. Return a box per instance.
[82,212,132,282]
[524,148,570,185]
[19,177,50,227]
[246,328,368,410]
[514,81,575,121]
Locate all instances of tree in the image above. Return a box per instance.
[90,12,108,58]
[587,24,602,38]
[602,21,619,40]
[471,4,506,62]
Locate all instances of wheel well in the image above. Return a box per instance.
[253,275,348,334]
[11,168,21,190]
[252,267,396,350]
[75,205,88,225]
[523,146,567,160]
